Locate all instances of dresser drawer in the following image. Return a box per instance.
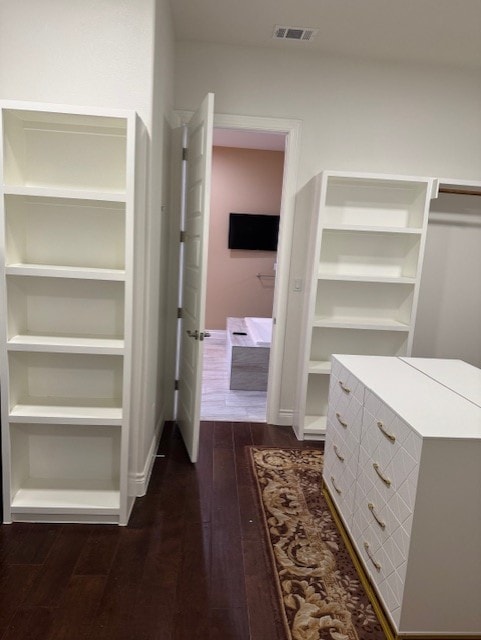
[359,392,422,512]
[364,388,421,458]
[353,466,415,554]
[323,422,359,526]
[323,467,356,527]
[326,393,363,446]
[325,361,365,527]
[327,370,364,444]
[330,359,365,405]
[357,436,420,515]
[355,422,421,577]
[351,483,413,616]
[356,530,404,629]
[351,512,407,628]
[351,390,423,628]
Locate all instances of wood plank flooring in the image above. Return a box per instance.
[0,421,322,640]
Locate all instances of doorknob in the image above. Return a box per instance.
[186,329,211,340]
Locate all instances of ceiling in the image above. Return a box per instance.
[170,0,481,69]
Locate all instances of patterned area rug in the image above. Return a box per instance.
[249,447,387,640]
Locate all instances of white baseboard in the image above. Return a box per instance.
[128,412,165,497]
[271,409,294,426]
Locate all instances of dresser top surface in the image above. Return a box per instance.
[400,357,481,408]
[332,355,481,439]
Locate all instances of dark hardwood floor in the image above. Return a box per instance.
[0,421,323,640]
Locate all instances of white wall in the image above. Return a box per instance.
[135,0,175,484]
[175,42,481,184]
[0,0,154,125]
[206,146,284,329]
[0,0,175,489]
[175,41,481,414]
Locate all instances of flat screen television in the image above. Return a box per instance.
[228,213,280,251]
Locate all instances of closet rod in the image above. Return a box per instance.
[439,187,481,197]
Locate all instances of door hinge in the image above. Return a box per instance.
[174,379,179,391]
[177,307,183,319]
[182,147,188,161]
[180,230,186,243]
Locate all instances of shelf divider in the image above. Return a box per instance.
[4,185,127,202]
[9,404,123,426]
[11,481,120,514]
[6,264,126,281]
[8,335,124,355]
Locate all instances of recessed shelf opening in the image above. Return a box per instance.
[310,328,408,363]
[7,276,125,344]
[10,423,121,512]
[319,230,421,279]
[324,177,427,228]
[305,374,330,417]
[8,351,123,412]
[5,195,126,270]
[315,280,414,327]
[3,109,128,192]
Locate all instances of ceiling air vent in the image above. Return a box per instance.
[273,25,318,42]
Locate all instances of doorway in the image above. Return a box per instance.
[171,107,301,431]
[200,129,286,422]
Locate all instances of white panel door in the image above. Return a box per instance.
[177,93,214,463]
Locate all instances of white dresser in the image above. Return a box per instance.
[323,354,481,638]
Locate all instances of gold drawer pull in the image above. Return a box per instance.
[377,421,396,443]
[368,502,386,529]
[333,445,345,462]
[336,412,348,427]
[330,476,342,495]
[373,462,391,487]
[364,541,381,572]
[338,380,351,394]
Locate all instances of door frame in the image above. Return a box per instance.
[174,110,301,425]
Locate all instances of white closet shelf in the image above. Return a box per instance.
[317,273,416,284]
[8,335,124,355]
[11,481,120,514]
[6,264,126,281]
[323,224,423,234]
[303,415,327,436]
[313,316,410,331]
[3,185,127,202]
[308,360,331,374]
[9,405,123,425]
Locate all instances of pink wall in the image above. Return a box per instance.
[205,146,285,329]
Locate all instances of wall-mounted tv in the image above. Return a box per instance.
[228,213,280,251]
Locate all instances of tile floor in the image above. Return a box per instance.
[201,330,267,422]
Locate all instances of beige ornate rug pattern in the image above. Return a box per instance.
[249,447,386,640]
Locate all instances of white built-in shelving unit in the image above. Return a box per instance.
[0,101,136,524]
[294,171,438,440]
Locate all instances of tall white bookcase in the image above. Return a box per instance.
[293,171,438,441]
[0,101,136,524]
